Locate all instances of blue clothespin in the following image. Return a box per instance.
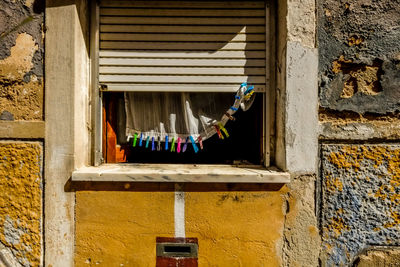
[189,136,199,153]
[139,133,143,147]
[165,135,169,150]
[244,85,254,95]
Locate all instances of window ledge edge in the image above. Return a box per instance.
[71,164,290,184]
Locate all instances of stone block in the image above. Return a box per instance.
[318,0,400,114]
[0,142,43,266]
[321,144,400,266]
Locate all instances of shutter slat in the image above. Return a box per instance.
[100,1,265,9]
[100,16,264,25]
[99,50,265,59]
[100,41,265,50]
[99,58,266,67]
[100,25,265,33]
[101,33,265,42]
[99,75,265,84]
[100,66,266,75]
[102,84,265,93]
[100,8,265,17]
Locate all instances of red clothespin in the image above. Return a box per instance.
[214,125,224,139]
[197,136,204,150]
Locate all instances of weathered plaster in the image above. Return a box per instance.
[318,0,400,114]
[0,0,44,77]
[0,142,42,267]
[0,121,44,139]
[275,0,318,173]
[353,247,400,267]
[320,121,400,140]
[321,144,400,266]
[45,1,90,265]
[0,32,43,120]
[284,42,318,173]
[282,175,321,267]
[287,0,316,48]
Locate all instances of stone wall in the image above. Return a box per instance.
[0,0,44,266]
[318,0,400,266]
[0,0,399,266]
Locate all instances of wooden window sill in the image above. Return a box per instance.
[71,164,290,183]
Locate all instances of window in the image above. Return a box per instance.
[92,0,271,165]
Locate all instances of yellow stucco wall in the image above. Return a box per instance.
[75,191,175,266]
[0,142,42,266]
[75,186,286,266]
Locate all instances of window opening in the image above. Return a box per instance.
[97,0,268,164]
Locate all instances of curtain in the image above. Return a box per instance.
[124,84,256,145]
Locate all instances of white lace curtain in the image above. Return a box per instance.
[124,83,256,147]
[125,92,233,141]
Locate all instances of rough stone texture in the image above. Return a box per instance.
[0,142,43,267]
[282,175,321,267]
[287,0,316,48]
[318,0,400,114]
[319,110,400,140]
[0,0,44,120]
[321,144,400,266]
[353,247,400,267]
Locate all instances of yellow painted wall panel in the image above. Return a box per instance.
[75,186,286,266]
[75,191,175,267]
[186,190,286,266]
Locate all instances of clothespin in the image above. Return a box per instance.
[244,90,255,100]
[171,137,176,152]
[127,135,132,142]
[224,112,236,121]
[145,136,150,148]
[214,125,224,139]
[177,137,182,153]
[218,123,229,138]
[197,136,204,150]
[165,135,169,150]
[157,136,161,151]
[133,133,138,147]
[189,136,199,153]
[244,85,254,95]
[151,137,155,151]
[182,137,189,152]
[139,133,144,147]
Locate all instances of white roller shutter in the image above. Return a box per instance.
[99,0,267,92]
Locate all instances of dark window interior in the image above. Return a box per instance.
[103,92,263,164]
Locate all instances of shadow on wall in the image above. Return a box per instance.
[66,179,285,192]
